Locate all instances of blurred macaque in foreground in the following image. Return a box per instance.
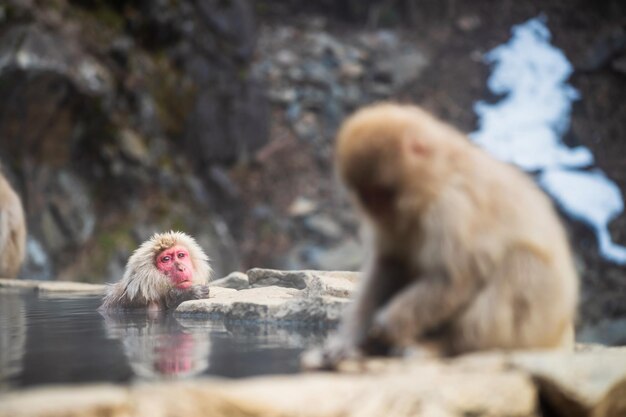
[305,103,578,369]
[0,171,26,278]
[101,231,212,311]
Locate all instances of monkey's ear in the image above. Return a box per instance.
[403,134,431,157]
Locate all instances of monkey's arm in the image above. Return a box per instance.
[164,285,210,309]
[372,271,483,347]
[306,257,410,369]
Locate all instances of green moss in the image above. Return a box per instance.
[69,1,126,32]
[149,57,197,139]
[92,6,124,32]
[98,229,135,254]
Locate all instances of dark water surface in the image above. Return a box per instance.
[0,289,329,390]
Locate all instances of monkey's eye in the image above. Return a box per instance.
[177,252,186,259]
[358,185,396,212]
[161,256,171,262]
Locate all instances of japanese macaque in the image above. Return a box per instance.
[100,231,212,311]
[306,103,578,369]
[0,171,26,278]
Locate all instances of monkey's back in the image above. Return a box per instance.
[0,173,26,278]
[435,144,579,353]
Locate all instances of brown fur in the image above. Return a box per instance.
[0,171,26,278]
[100,231,212,310]
[312,103,578,367]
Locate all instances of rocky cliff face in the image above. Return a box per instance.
[0,0,271,281]
[1,0,625,339]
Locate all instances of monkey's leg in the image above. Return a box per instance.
[372,273,482,348]
[164,285,210,309]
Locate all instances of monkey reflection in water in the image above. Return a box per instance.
[304,103,579,370]
[101,311,210,378]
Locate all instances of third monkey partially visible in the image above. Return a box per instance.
[0,170,26,279]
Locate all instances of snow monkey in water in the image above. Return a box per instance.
[100,231,212,311]
[305,102,578,369]
[0,170,26,278]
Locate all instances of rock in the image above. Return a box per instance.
[0,354,538,417]
[0,279,43,290]
[303,239,364,271]
[577,318,626,346]
[392,51,429,88]
[268,87,297,104]
[273,295,348,324]
[246,268,357,295]
[40,171,95,251]
[209,271,250,290]
[456,15,482,32]
[509,349,626,417]
[180,0,270,165]
[293,111,320,141]
[339,61,364,79]
[21,237,53,281]
[275,49,298,67]
[302,270,359,299]
[175,286,299,320]
[0,384,130,417]
[0,278,105,293]
[177,269,356,324]
[612,55,626,74]
[0,25,112,96]
[118,129,150,166]
[288,196,317,217]
[36,281,105,294]
[247,268,310,289]
[303,214,343,241]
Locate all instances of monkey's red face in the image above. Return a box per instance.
[156,245,194,289]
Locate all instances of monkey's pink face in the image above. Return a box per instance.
[156,245,194,289]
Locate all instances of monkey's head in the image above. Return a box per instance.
[122,231,213,302]
[336,103,466,229]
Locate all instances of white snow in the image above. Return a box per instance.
[471,16,626,264]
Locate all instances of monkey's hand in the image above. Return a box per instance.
[189,284,210,300]
[165,285,210,309]
[370,302,416,347]
[301,334,366,371]
[370,274,480,348]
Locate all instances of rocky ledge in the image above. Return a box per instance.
[176,268,358,326]
[1,347,626,417]
[2,270,626,417]
[0,279,106,294]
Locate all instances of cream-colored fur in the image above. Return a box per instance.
[0,171,26,278]
[101,231,212,309]
[331,102,578,359]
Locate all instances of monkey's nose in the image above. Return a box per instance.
[175,263,186,271]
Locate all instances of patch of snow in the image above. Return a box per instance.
[540,169,626,264]
[471,16,626,264]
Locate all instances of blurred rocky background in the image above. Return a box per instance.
[0,0,624,340]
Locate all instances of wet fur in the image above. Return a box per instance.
[100,231,212,310]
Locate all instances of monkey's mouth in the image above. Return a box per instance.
[175,280,192,289]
